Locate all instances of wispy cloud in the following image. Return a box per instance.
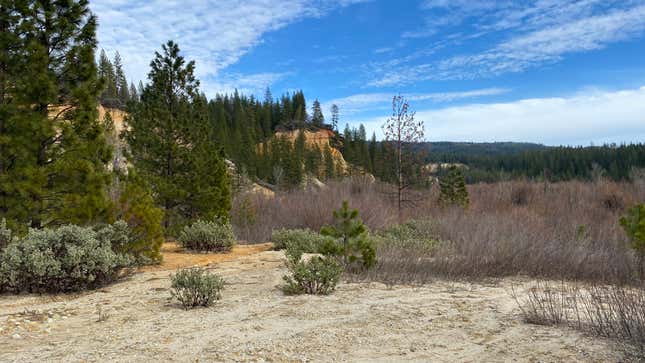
[92,0,369,96]
[357,86,645,145]
[202,72,292,97]
[322,88,509,116]
[369,1,645,87]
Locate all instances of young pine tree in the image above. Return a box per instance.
[620,205,645,279]
[123,41,230,234]
[438,166,469,208]
[320,201,376,270]
[0,0,113,231]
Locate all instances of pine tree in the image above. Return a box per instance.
[320,201,376,270]
[113,169,164,262]
[324,145,336,180]
[368,132,377,173]
[98,49,117,107]
[113,51,129,107]
[311,99,324,127]
[0,0,113,231]
[330,104,339,131]
[129,82,138,102]
[304,144,322,178]
[284,129,305,186]
[123,41,230,234]
[438,166,469,208]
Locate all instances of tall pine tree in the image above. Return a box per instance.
[113,51,129,107]
[0,0,113,231]
[311,99,324,127]
[123,41,230,233]
[98,49,117,107]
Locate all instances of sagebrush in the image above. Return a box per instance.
[170,268,225,309]
[0,224,132,293]
[0,218,11,250]
[178,219,236,252]
[282,255,343,295]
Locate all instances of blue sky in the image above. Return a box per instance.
[92,0,645,145]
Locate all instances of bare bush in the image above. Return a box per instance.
[231,180,396,243]
[233,178,645,284]
[513,281,645,360]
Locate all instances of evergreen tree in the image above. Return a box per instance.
[0,0,113,231]
[620,205,645,278]
[285,129,306,186]
[129,81,138,102]
[305,144,322,178]
[98,49,117,107]
[368,132,377,173]
[113,51,129,106]
[323,145,336,180]
[438,166,469,208]
[320,201,376,270]
[311,99,324,127]
[113,169,165,263]
[123,41,230,234]
[330,104,339,131]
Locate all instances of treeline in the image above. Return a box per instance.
[97,50,140,109]
[427,143,645,183]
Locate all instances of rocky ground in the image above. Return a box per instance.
[0,244,620,362]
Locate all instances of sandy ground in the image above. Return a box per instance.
[0,246,620,362]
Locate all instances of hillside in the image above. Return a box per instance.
[272,128,348,172]
[414,141,548,159]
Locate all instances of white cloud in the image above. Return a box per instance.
[369,1,645,86]
[322,88,509,116]
[356,86,645,145]
[202,72,291,97]
[92,0,368,96]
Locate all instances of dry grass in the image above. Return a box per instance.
[232,178,644,285]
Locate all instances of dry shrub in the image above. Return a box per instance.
[232,178,645,285]
[231,180,396,243]
[513,281,645,360]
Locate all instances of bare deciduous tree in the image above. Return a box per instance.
[382,95,424,220]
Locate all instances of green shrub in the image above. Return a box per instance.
[620,204,645,277]
[271,228,334,252]
[0,224,132,293]
[114,170,165,263]
[0,218,11,250]
[170,268,225,309]
[282,256,343,295]
[178,219,236,252]
[379,219,439,251]
[320,201,376,270]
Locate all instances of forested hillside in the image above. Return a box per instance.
[422,143,645,183]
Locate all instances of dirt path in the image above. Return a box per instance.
[0,248,619,362]
[140,242,274,272]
